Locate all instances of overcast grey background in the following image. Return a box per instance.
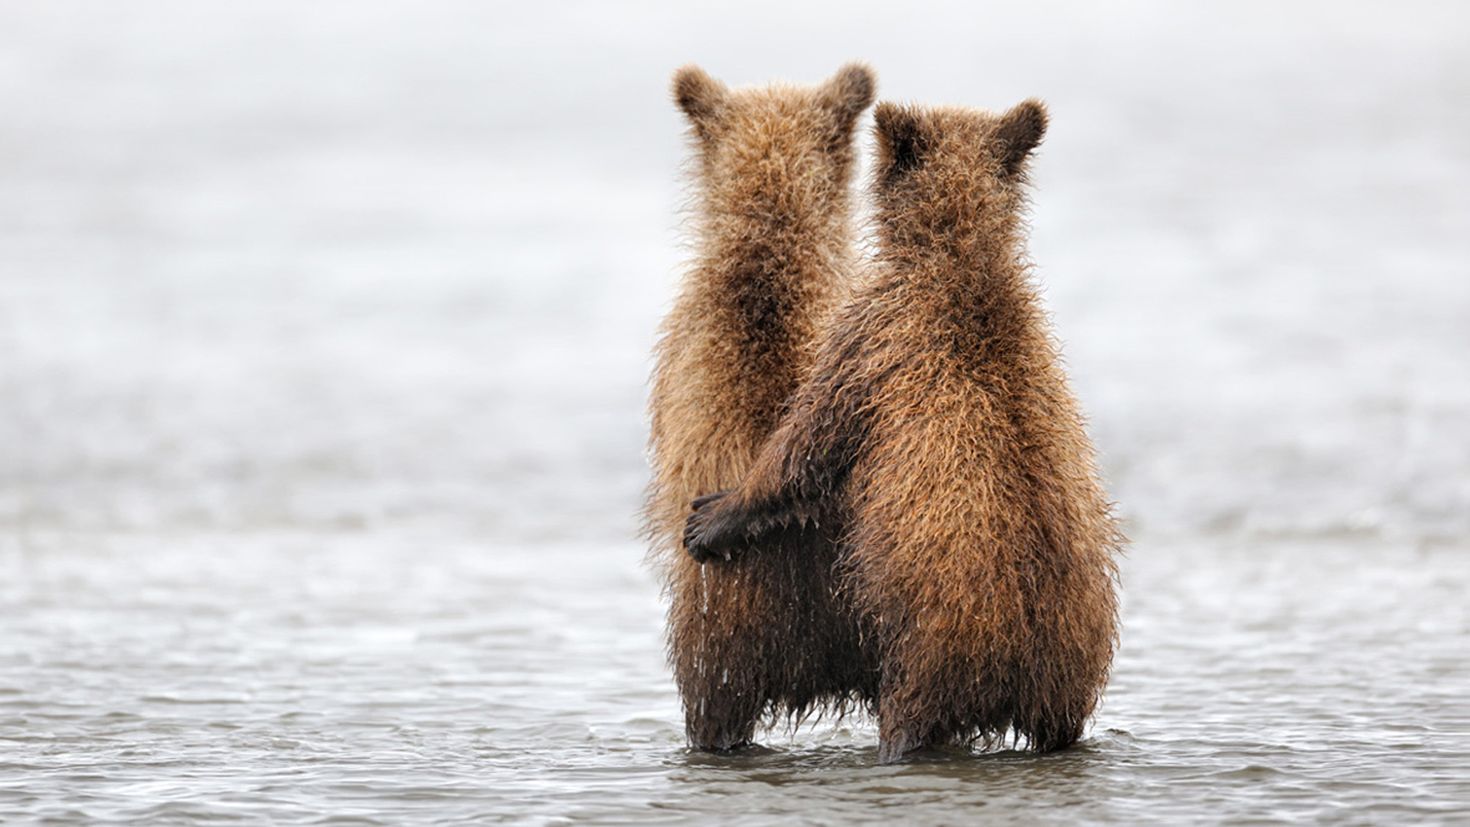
[4,0,1467,546]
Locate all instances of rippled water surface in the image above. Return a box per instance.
[3,1,1469,823]
[3,537,1468,823]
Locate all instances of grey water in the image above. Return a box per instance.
[2,1,1468,823]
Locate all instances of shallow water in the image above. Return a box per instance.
[3,0,1469,823]
[2,536,1467,823]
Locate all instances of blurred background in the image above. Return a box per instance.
[2,1,1467,822]
[4,1,1467,543]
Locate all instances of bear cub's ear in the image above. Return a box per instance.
[994,99,1048,176]
[672,65,729,135]
[819,62,877,128]
[873,102,928,182]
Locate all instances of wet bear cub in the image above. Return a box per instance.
[685,101,1123,762]
[647,64,878,751]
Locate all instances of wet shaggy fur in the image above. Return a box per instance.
[685,100,1123,762]
[646,63,878,750]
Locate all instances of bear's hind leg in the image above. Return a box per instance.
[1013,700,1087,753]
[669,580,775,753]
[679,663,765,752]
[875,671,942,764]
[876,718,924,764]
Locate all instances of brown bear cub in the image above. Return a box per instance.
[647,63,878,751]
[685,100,1122,762]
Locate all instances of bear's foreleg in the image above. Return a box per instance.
[683,489,813,563]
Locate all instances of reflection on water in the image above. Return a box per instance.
[2,0,1469,822]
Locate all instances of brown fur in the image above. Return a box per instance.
[686,100,1123,762]
[646,63,878,750]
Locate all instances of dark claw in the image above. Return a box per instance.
[684,491,738,564]
[691,490,729,511]
[688,536,722,564]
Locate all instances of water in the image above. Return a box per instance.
[2,1,1469,823]
[3,537,1467,823]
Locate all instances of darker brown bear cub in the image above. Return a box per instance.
[686,100,1122,762]
[647,64,878,751]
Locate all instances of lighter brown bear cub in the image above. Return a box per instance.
[686,100,1123,762]
[647,63,878,751]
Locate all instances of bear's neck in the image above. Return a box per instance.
[882,213,1025,282]
[698,194,853,296]
[879,218,1040,337]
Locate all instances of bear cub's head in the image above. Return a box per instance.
[871,100,1048,249]
[672,63,876,224]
